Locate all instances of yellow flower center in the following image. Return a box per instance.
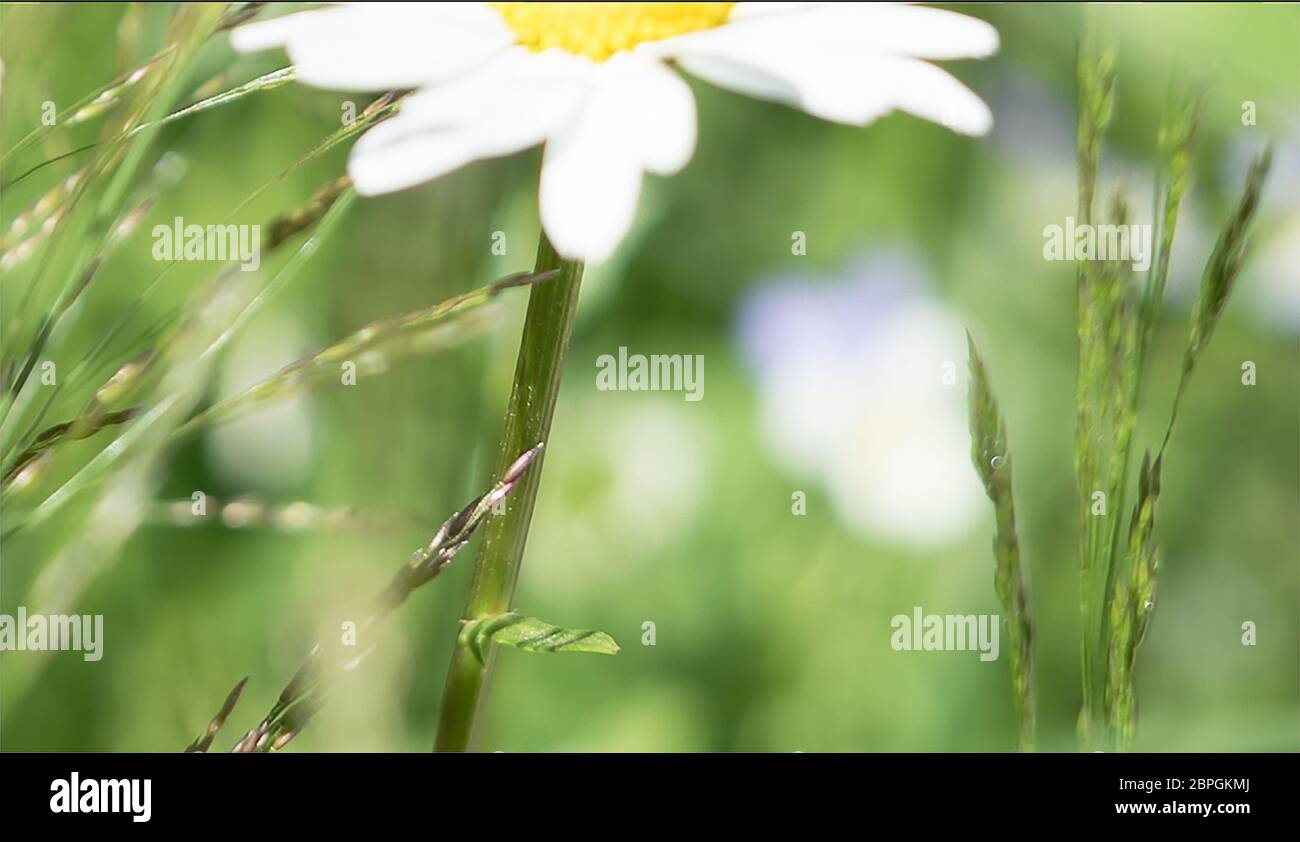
[492,2,735,61]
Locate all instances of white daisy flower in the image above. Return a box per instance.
[233,2,998,262]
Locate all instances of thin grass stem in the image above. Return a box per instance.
[433,233,584,751]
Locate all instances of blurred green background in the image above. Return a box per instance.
[1,2,1296,751]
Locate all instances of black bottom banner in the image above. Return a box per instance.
[1,751,1288,828]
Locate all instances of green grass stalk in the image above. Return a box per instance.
[967,333,1036,750]
[433,234,584,752]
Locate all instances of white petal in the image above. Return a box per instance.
[539,56,698,262]
[678,3,998,60]
[231,2,512,91]
[394,48,592,137]
[538,94,640,262]
[671,54,798,108]
[349,124,488,196]
[348,49,592,195]
[663,28,992,134]
[540,133,643,264]
[647,2,995,133]
[672,40,895,126]
[602,54,697,177]
[871,56,993,136]
[829,4,1000,59]
[728,2,830,20]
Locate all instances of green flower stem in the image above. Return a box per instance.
[433,234,584,751]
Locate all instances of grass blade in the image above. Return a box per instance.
[178,269,555,436]
[966,332,1035,751]
[222,444,544,752]
[459,613,620,667]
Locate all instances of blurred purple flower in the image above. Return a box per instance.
[737,251,984,546]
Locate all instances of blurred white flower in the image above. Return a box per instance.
[737,252,984,546]
[207,315,316,490]
[529,400,709,599]
[233,2,998,262]
[1255,215,1300,334]
[1231,125,1300,335]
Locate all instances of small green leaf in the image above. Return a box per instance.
[459,613,619,666]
